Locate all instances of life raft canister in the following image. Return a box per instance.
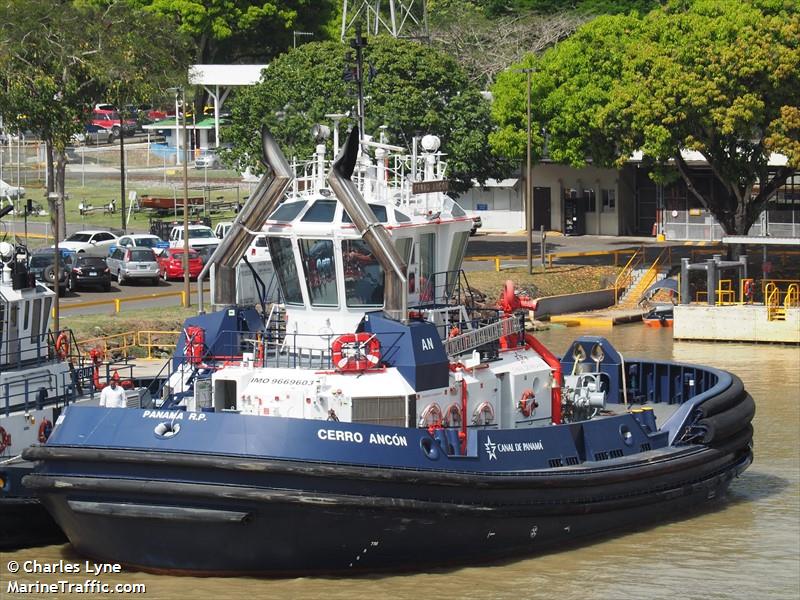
[331,332,381,372]
[185,325,205,365]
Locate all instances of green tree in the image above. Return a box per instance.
[227,36,505,194]
[491,0,799,236]
[129,1,335,63]
[0,0,190,238]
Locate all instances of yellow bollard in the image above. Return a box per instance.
[495,257,500,272]
[114,298,121,313]
[181,291,186,307]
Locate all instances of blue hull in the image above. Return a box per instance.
[22,356,755,574]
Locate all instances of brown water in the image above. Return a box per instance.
[3,326,798,600]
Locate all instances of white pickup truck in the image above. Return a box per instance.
[168,224,219,263]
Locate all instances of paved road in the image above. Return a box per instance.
[57,277,207,317]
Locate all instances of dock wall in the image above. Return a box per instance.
[674,305,800,343]
[535,288,616,319]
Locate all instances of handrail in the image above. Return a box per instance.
[137,330,181,360]
[785,284,799,308]
[76,331,137,361]
[765,283,781,321]
[614,245,644,304]
[632,246,671,307]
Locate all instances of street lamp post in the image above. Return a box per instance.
[513,67,535,274]
[169,86,191,308]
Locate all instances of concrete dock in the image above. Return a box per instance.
[674,304,800,343]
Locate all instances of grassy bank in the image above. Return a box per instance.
[466,264,620,301]
[62,305,195,342]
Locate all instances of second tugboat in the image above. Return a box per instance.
[23,127,755,575]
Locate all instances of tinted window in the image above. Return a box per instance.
[77,257,106,267]
[66,233,92,242]
[189,229,215,239]
[342,240,384,307]
[94,232,114,241]
[268,202,305,222]
[129,249,156,261]
[254,236,267,247]
[301,200,337,223]
[134,237,159,248]
[342,204,388,223]
[298,239,338,307]
[268,238,303,304]
[30,255,55,268]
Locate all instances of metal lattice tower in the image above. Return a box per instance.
[341,0,428,41]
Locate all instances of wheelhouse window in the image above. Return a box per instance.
[342,240,384,307]
[301,200,337,222]
[298,239,338,307]
[342,204,388,223]
[419,233,436,301]
[267,237,303,304]
[268,201,306,222]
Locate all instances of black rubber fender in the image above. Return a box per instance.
[708,423,753,455]
[696,374,745,419]
[698,393,755,444]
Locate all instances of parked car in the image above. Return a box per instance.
[28,248,75,292]
[168,224,218,252]
[157,248,204,281]
[107,247,160,285]
[71,124,115,145]
[214,221,233,239]
[69,255,111,292]
[0,179,25,199]
[195,150,222,169]
[59,230,118,257]
[90,109,135,138]
[470,215,482,235]
[112,234,169,256]
[194,243,218,265]
[244,234,270,261]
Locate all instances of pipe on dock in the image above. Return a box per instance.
[197,127,294,312]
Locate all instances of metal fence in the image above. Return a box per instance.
[664,208,800,241]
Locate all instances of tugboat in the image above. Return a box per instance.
[22,128,755,574]
[0,222,152,549]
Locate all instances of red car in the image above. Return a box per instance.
[158,248,204,281]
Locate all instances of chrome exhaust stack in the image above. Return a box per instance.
[327,127,408,322]
[198,127,294,312]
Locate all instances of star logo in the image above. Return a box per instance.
[484,436,497,460]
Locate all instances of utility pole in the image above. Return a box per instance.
[351,25,367,146]
[181,90,191,308]
[170,86,191,308]
[513,67,535,274]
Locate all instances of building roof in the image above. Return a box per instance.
[143,118,223,131]
[629,150,789,167]
[189,64,268,86]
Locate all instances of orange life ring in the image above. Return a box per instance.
[518,389,537,418]
[331,333,381,372]
[55,332,70,359]
[38,419,53,443]
[0,426,11,454]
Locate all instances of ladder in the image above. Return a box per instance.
[444,316,522,357]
